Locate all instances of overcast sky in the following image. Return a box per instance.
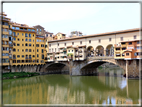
[3,3,140,36]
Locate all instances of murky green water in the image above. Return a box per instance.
[2,67,140,105]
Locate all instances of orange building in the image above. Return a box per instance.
[114,40,142,60]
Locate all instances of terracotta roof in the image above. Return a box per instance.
[33,25,45,29]
[45,31,53,34]
[49,28,141,43]
[67,46,78,48]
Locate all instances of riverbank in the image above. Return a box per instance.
[2,72,40,80]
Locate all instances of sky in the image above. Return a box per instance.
[3,3,140,36]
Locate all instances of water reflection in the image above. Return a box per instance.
[3,68,140,105]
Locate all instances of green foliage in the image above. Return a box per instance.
[2,72,40,79]
[67,53,73,56]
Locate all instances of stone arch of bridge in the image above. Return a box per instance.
[86,46,94,57]
[105,44,114,56]
[45,62,69,73]
[94,45,105,56]
[81,60,118,71]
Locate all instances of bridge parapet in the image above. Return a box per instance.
[87,56,114,62]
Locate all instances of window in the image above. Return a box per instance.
[33,44,34,47]
[12,27,15,29]
[41,44,44,47]
[33,55,35,57]
[122,47,126,50]
[17,33,19,35]
[49,44,51,47]
[120,37,123,41]
[13,32,16,36]
[25,43,28,46]
[37,39,39,42]
[17,55,20,58]
[37,60,39,63]
[25,49,28,52]
[25,38,28,41]
[72,42,74,45]
[72,50,73,52]
[42,55,44,59]
[36,44,39,47]
[22,55,24,58]
[50,34,52,37]
[28,29,31,31]
[129,42,132,45]
[68,50,70,52]
[80,41,82,45]
[29,44,31,46]
[45,45,47,48]
[37,54,39,57]
[42,49,44,53]
[25,33,28,37]
[134,35,137,39]
[22,33,24,36]
[29,39,31,42]
[22,49,24,52]
[58,43,59,46]
[137,41,140,44]
[40,29,41,32]
[37,49,39,52]
[22,44,24,46]
[33,40,34,42]
[55,48,56,52]
[22,39,24,41]
[17,44,20,46]
[18,49,19,52]
[98,39,101,43]
[16,27,19,30]
[29,49,31,52]
[29,34,31,38]
[13,38,16,41]
[109,38,111,42]
[89,40,91,44]
[32,29,35,31]
[126,53,129,56]
[116,48,120,50]
[64,43,66,46]
[18,38,20,41]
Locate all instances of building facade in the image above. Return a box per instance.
[48,28,141,62]
[1,12,11,70]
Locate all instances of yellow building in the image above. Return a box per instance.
[1,12,11,68]
[53,32,66,40]
[35,35,47,65]
[11,22,36,66]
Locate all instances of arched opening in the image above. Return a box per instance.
[106,44,114,56]
[87,46,94,57]
[81,61,125,76]
[95,45,104,56]
[45,63,69,74]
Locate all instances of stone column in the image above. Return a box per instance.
[126,60,128,79]
[104,50,106,56]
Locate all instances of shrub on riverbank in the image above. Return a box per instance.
[2,72,40,79]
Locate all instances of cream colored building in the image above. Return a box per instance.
[47,28,141,62]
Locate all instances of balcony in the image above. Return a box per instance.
[2,37,9,41]
[2,25,9,28]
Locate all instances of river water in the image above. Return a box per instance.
[3,67,140,105]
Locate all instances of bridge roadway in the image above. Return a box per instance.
[41,56,140,79]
